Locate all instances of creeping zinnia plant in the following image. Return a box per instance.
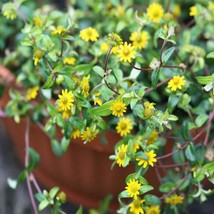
[0,0,214,214]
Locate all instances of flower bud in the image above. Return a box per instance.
[56,75,64,85]
[56,191,67,203]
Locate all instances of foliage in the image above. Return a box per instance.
[0,0,214,213]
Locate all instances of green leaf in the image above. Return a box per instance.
[140,185,154,194]
[168,94,180,113]
[207,52,214,58]
[144,194,161,205]
[129,62,141,79]
[203,162,214,174]
[7,178,18,189]
[35,193,46,202]
[172,148,185,164]
[162,46,176,64]
[49,187,59,199]
[159,182,175,193]
[93,66,104,77]
[151,69,160,88]
[181,120,190,140]
[38,199,49,211]
[89,100,114,116]
[76,206,83,214]
[63,75,74,90]
[51,139,63,156]
[185,142,195,162]
[130,98,139,109]
[61,137,70,152]
[74,64,93,72]
[28,147,40,171]
[195,76,213,85]
[43,74,54,89]
[118,190,130,198]
[195,114,208,127]
[179,174,192,191]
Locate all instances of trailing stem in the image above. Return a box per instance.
[25,118,39,214]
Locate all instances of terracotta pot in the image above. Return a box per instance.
[1,116,135,210]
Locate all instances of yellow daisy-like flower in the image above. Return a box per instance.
[58,89,74,111]
[144,101,155,109]
[26,86,39,101]
[80,76,90,98]
[125,179,142,198]
[147,3,164,23]
[117,42,136,63]
[110,99,127,117]
[116,144,128,167]
[136,150,157,168]
[63,57,76,65]
[130,31,149,50]
[51,26,67,35]
[92,93,102,106]
[173,4,181,19]
[167,76,186,92]
[79,27,99,42]
[71,128,81,139]
[143,101,155,118]
[189,6,197,17]
[129,197,145,214]
[145,205,161,214]
[58,107,71,120]
[116,117,133,137]
[101,42,109,52]
[34,17,42,26]
[165,194,184,205]
[146,131,158,145]
[133,136,142,153]
[81,127,98,142]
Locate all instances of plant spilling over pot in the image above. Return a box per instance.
[0,0,214,213]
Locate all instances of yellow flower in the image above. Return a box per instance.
[116,144,128,167]
[143,101,155,118]
[133,136,142,153]
[167,76,186,92]
[144,101,155,109]
[173,4,181,19]
[101,42,109,52]
[58,89,74,111]
[146,131,158,145]
[110,99,127,117]
[116,117,132,137]
[92,93,102,106]
[26,86,39,101]
[34,17,42,26]
[147,3,164,23]
[117,42,136,63]
[51,26,67,35]
[129,197,145,214]
[63,57,76,65]
[116,5,125,17]
[125,179,142,198]
[71,128,81,139]
[189,6,197,17]
[81,127,98,142]
[145,205,160,214]
[165,194,184,205]
[60,109,71,120]
[79,27,99,42]
[33,49,44,66]
[80,76,90,98]
[136,150,157,168]
[130,31,149,50]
